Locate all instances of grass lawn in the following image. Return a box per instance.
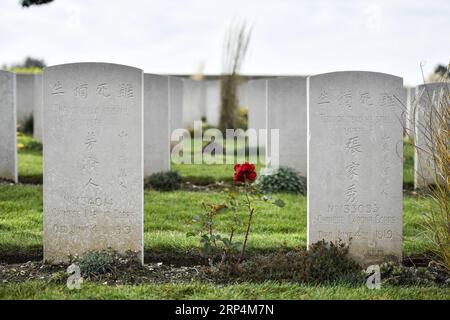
[1,134,446,300]
[0,185,434,259]
[1,281,447,300]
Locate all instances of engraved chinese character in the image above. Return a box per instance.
[82,154,99,171]
[345,184,357,204]
[338,91,352,109]
[380,93,396,107]
[360,92,373,106]
[118,83,134,98]
[381,135,390,151]
[317,91,330,104]
[51,81,64,95]
[84,131,97,149]
[74,83,88,99]
[345,161,360,180]
[118,131,128,138]
[96,83,111,97]
[84,178,99,188]
[345,136,362,154]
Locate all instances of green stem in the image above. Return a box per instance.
[239,181,254,263]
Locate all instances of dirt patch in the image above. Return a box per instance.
[0,260,210,285]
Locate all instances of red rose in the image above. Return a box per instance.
[234,162,257,183]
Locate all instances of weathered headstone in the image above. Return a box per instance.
[308,71,403,265]
[169,76,183,134]
[144,74,170,177]
[205,80,221,127]
[43,63,144,264]
[267,77,307,175]
[247,79,267,132]
[16,73,35,127]
[0,71,18,183]
[33,74,43,142]
[414,82,449,189]
[182,79,204,128]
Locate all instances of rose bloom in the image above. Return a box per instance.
[234,162,257,183]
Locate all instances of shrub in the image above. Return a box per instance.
[22,139,42,152]
[215,240,363,285]
[78,250,115,277]
[145,171,182,191]
[255,166,306,194]
[18,115,33,135]
[77,250,142,280]
[380,261,450,287]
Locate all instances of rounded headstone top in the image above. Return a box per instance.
[310,71,403,81]
[44,62,143,73]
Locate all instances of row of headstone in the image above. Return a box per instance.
[181,78,248,129]
[40,64,196,263]
[245,76,447,191]
[1,63,446,266]
[39,64,405,266]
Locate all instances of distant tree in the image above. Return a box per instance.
[434,64,450,78]
[21,0,54,7]
[428,64,450,82]
[22,56,46,69]
[8,56,46,73]
[218,22,252,132]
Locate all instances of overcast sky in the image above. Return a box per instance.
[1,0,449,86]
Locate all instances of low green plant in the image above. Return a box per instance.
[21,139,42,152]
[78,250,115,277]
[216,240,363,285]
[380,261,449,287]
[255,167,306,195]
[145,171,182,191]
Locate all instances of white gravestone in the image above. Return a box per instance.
[169,76,183,134]
[247,79,268,150]
[182,79,204,128]
[237,80,249,108]
[247,79,267,132]
[33,74,43,142]
[144,74,170,177]
[414,82,449,189]
[16,73,35,127]
[43,63,144,264]
[205,80,221,127]
[307,71,403,266]
[0,71,18,183]
[267,77,307,175]
[405,87,416,140]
